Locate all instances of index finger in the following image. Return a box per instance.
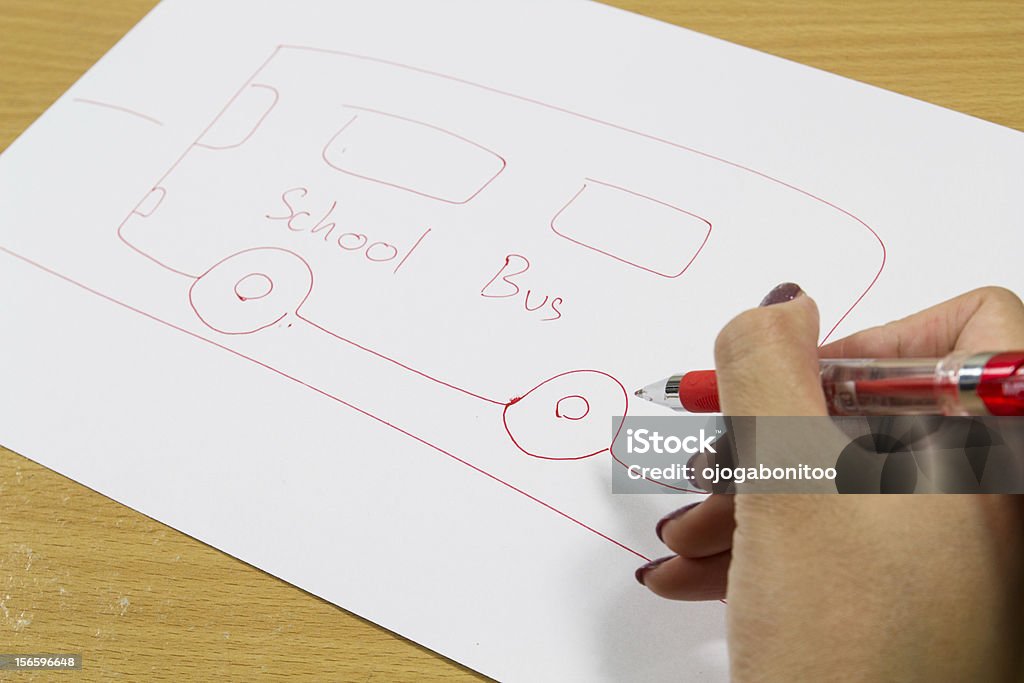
[820,286,1024,359]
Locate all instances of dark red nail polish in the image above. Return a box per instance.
[635,555,675,586]
[760,282,802,307]
[655,502,700,542]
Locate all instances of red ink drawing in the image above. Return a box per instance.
[365,242,399,262]
[480,254,528,298]
[189,248,312,335]
[337,233,367,250]
[480,254,564,321]
[393,228,431,274]
[234,272,274,301]
[22,44,888,560]
[196,84,279,150]
[133,187,166,218]
[0,245,651,563]
[264,186,430,268]
[550,179,712,279]
[322,105,507,205]
[541,297,563,322]
[524,290,549,312]
[73,98,164,126]
[555,395,590,421]
[503,371,627,461]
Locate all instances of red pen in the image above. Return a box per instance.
[635,351,1024,416]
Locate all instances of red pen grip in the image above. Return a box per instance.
[978,352,1024,416]
[678,370,720,413]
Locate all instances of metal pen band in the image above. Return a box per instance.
[664,375,682,403]
[958,352,995,415]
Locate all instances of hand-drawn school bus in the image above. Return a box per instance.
[114,45,884,551]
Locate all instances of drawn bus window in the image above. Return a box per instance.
[551,179,712,278]
[322,106,506,204]
[196,84,279,150]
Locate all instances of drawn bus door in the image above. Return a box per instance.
[197,84,279,150]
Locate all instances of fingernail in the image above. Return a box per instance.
[655,502,700,542]
[760,282,803,307]
[634,555,675,586]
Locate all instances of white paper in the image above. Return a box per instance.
[1,1,1020,680]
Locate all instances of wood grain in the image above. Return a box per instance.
[1,1,1020,680]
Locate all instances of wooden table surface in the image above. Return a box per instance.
[1,1,1021,680]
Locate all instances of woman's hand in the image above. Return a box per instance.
[635,284,1024,681]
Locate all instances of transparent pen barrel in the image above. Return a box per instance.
[820,353,971,416]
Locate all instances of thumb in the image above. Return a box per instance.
[714,283,827,416]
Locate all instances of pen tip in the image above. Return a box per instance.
[634,389,647,399]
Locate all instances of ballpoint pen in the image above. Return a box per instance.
[635,351,1024,416]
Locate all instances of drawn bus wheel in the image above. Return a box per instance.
[189,247,313,334]
[503,370,628,460]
